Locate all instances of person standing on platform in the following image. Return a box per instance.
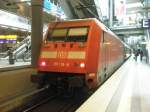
[25,44,28,53]
[139,50,144,61]
[134,50,139,61]
[145,49,149,64]
[8,49,15,64]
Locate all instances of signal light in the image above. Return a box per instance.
[41,61,46,66]
[80,62,85,68]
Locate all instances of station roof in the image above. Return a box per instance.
[0,0,145,20]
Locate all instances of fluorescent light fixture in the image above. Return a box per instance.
[126,2,143,8]
[20,29,28,32]
[1,25,8,28]
[140,41,148,44]
[11,27,19,30]
[20,0,30,1]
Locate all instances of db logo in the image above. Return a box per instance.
[57,51,67,59]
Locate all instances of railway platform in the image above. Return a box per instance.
[76,56,150,112]
[0,59,30,69]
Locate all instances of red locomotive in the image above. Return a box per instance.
[32,18,129,91]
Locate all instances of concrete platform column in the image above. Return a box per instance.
[109,0,114,27]
[31,0,43,67]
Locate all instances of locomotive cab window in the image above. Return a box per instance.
[46,27,88,42]
[47,29,67,41]
[67,27,88,42]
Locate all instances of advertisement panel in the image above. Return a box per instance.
[115,0,126,21]
[43,0,66,18]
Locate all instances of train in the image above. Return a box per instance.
[31,18,130,92]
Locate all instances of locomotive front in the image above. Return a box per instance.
[38,27,88,73]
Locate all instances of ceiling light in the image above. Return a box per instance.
[126,3,143,9]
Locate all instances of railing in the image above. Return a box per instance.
[12,36,30,53]
[23,50,31,62]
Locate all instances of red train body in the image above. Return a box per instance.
[33,18,127,90]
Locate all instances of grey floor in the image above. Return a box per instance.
[0,59,31,68]
[77,57,150,112]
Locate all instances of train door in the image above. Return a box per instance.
[98,31,107,84]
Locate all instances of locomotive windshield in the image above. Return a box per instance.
[67,27,88,41]
[47,29,67,41]
[46,27,88,42]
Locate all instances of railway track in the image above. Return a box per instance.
[24,97,85,112]
[23,95,58,112]
[22,89,89,112]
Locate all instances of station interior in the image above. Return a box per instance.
[0,0,150,112]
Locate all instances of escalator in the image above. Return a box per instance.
[0,36,31,62]
[23,50,31,62]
